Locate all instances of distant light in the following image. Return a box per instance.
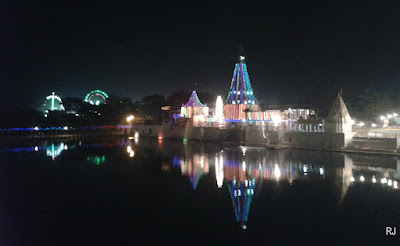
[358,122,365,127]
[98,113,100,115]
[380,116,386,120]
[350,177,355,182]
[158,135,163,140]
[242,147,247,155]
[239,56,245,61]
[127,146,132,153]
[387,114,393,119]
[393,113,398,117]
[242,225,247,230]
[319,168,324,175]
[75,114,79,117]
[381,178,387,184]
[34,146,38,151]
[134,132,139,139]
[44,114,48,117]
[394,181,398,189]
[372,176,377,183]
[63,126,68,130]
[371,123,377,127]
[95,100,100,105]
[242,161,246,171]
[129,151,134,157]
[64,145,68,150]
[215,96,224,123]
[126,115,135,122]
[388,179,393,186]
[360,176,365,182]
[34,126,39,131]
[303,165,307,173]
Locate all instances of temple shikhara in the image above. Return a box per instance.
[180,90,209,125]
[224,55,261,121]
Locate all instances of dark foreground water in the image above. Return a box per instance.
[0,138,399,245]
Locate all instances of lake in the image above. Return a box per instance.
[0,137,399,245]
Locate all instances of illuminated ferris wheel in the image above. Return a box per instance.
[84,90,109,105]
[43,92,65,116]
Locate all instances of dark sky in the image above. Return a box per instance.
[1,0,400,106]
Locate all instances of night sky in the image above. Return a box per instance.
[1,0,400,107]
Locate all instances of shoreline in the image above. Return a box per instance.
[1,131,399,156]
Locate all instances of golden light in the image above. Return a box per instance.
[126,115,135,122]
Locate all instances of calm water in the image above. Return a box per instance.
[0,138,399,245]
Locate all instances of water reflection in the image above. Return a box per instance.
[163,144,400,230]
[173,154,209,189]
[87,155,106,165]
[46,142,66,160]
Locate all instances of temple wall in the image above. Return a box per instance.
[244,127,350,149]
[282,132,346,149]
[348,137,400,151]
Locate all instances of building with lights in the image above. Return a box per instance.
[180,90,209,125]
[224,55,260,121]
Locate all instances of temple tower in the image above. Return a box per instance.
[224,56,260,121]
[324,93,353,133]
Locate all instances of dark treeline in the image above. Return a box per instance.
[1,85,398,128]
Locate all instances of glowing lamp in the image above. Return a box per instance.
[126,115,135,122]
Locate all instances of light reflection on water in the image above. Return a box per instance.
[161,143,400,230]
[1,138,399,241]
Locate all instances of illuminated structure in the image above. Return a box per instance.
[180,91,209,125]
[325,92,353,133]
[224,56,260,121]
[214,96,224,123]
[84,90,109,105]
[42,92,65,115]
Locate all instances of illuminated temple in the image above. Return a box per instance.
[181,90,209,124]
[224,55,262,121]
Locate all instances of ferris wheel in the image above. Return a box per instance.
[84,90,109,105]
[43,92,65,116]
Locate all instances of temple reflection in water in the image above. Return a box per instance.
[165,144,400,230]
